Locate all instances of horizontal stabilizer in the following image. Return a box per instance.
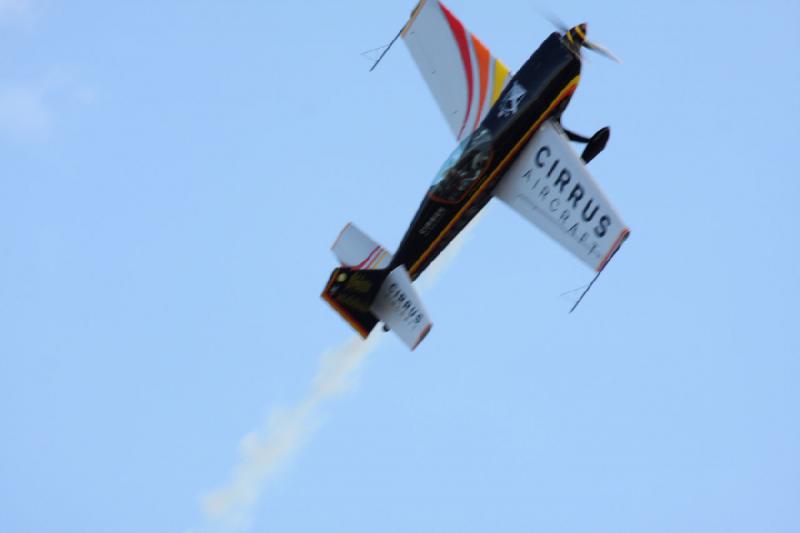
[325,225,432,349]
[332,223,393,270]
[494,120,629,271]
[370,266,432,350]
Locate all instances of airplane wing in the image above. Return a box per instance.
[402,0,513,141]
[494,120,630,272]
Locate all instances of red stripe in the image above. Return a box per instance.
[440,2,473,140]
[354,246,380,270]
[366,248,386,270]
[596,228,630,272]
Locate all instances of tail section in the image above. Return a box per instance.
[322,267,388,338]
[323,223,433,350]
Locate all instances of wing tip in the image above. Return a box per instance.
[410,322,433,350]
[402,0,428,37]
[331,221,354,252]
[595,227,630,272]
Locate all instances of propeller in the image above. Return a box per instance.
[582,37,621,64]
[542,13,621,63]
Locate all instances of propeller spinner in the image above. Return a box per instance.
[546,16,621,63]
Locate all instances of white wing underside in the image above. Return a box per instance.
[494,121,630,272]
[402,0,513,140]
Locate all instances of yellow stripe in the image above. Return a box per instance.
[574,25,586,41]
[378,249,390,267]
[490,59,510,104]
[401,0,426,36]
[410,76,581,276]
[566,30,575,45]
[368,249,389,269]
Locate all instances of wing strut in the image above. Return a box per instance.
[561,125,611,164]
[364,25,404,72]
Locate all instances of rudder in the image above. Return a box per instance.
[321,267,389,338]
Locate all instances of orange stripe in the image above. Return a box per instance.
[401,0,426,36]
[596,227,630,272]
[410,76,581,276]
[471,34,491,130]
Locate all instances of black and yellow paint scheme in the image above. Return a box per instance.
[323,26,601,337]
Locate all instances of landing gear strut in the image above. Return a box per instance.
[562,126,610,164]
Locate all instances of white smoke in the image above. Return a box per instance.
[199,214,482,532]
[200,333,382,532]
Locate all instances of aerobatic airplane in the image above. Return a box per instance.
[322,0,630,349]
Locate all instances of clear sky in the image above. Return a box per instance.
[2,0,799,532]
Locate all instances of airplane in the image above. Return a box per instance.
[322,0,630,350]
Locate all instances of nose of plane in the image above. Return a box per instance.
[565,23,588,48]
[574,22,587,42]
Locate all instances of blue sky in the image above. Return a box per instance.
[1,0,799,532]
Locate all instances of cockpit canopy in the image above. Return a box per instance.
[429,127,493,203]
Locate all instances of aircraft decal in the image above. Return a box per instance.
[498,81,527,118]
[495,120,628,272]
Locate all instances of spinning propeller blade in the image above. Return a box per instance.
[541,14,621,64]
[583,39,621,63]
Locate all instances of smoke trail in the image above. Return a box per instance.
[200,333,382,532]
[199,214,481,532]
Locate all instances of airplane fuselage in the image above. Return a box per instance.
[389,33,582,279]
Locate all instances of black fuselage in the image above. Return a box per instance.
[389,33,582,279]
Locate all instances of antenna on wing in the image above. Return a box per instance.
[568,270,603,313]
[568,238,627,313]
[362,26,404,72]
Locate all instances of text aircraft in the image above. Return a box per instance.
[322,0,630,350]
